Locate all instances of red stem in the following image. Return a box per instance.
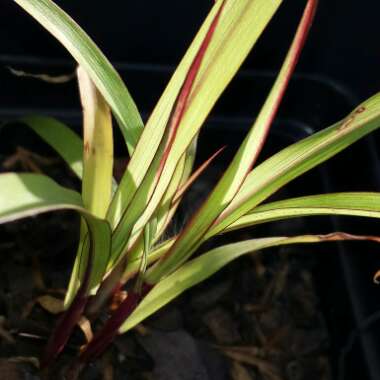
[41,234,95,367]
[79,283,153,363]
[40,294,88,368]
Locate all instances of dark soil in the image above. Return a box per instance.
[0,148,332,380]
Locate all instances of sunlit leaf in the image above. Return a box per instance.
[107,0,228,263]
[108,0,283,268]
[65,67,115,306]
[77,66,113,218]
[209,94,380,237]
[0,172,111,293]
[223,192,380,232]
[145,0,314,283]
[121,232,380,332]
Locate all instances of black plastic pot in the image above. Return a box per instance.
[321,118,380,380]
[1,53,380,379]
[2,0,380,98]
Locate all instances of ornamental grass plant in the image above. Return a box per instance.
[2,0,380,377]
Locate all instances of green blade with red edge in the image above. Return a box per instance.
[109,0,280,274]
[140,139,198,255]
[150,144,225,243]
[126,144,196,271]
[121,137,198,265]
[107,0,227,234]
[12,0,143,154]
[123,190,380,285]
[220,193,380,233]
[0,172,111,294]
[65,67,115,306]
[144,0,316,284]
[172,146,226,205]
[120,232,380,332]
[205,93,380,239]
[122,238,175,283]
[152,138,198,243]
[107,0,283,231]
[106,0,228,265]
[150,154,189,242]
[9,116,84,179]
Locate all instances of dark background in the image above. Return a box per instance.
[0,0,379,100]
[1,1,380,380]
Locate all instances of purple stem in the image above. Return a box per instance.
[79,283,153,363]
[41,235,95,368]
[40,293,88,368]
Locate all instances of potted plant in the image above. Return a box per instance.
[1,0,380,378]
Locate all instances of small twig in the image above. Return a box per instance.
[8,66,76,84]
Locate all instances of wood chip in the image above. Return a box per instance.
[222,346,281,380]
[231,361,253,380]
[203,307,241,344]
[31,256,46,291]
[134,324,150,336]
[36,295,64,314]
[0,317,15,344]
[103,362,114,380]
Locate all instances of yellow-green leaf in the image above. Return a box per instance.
[0,173,111,294]
[209,94,380,237]
[121,232,380,332]
[223,192,380,232]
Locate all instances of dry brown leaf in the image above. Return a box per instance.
[21,300,36,319]
[222,347,282,380]
[264,326,290,351]
[203,308,241,344]
[134,324,150,336]
[221,346,264,358]
[231,361,253,380]
[0,317,15,344]
[2,147,58,174]
[8,67,75,84]
[261,263,289,305]
[374,269,380,284]
[0,359,28,380]
[31,256,46,291]
[243,304,268,313]
[103,362,114,380]
[252,255,266,278]
[8,357,39,368]
[272,264,289,299]
[110,290,128,311]
[36,295,64,314]
[78,316,93,344]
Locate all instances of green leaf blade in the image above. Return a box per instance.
[209,93,380,237]
[16,116,83,179]
[107,0,283,232]
[0,173,111,300]
[0,172,83,221]
[144,0,315,283]
[223,192,380,232]
[13,0,143,153]
[121,231,380,333]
